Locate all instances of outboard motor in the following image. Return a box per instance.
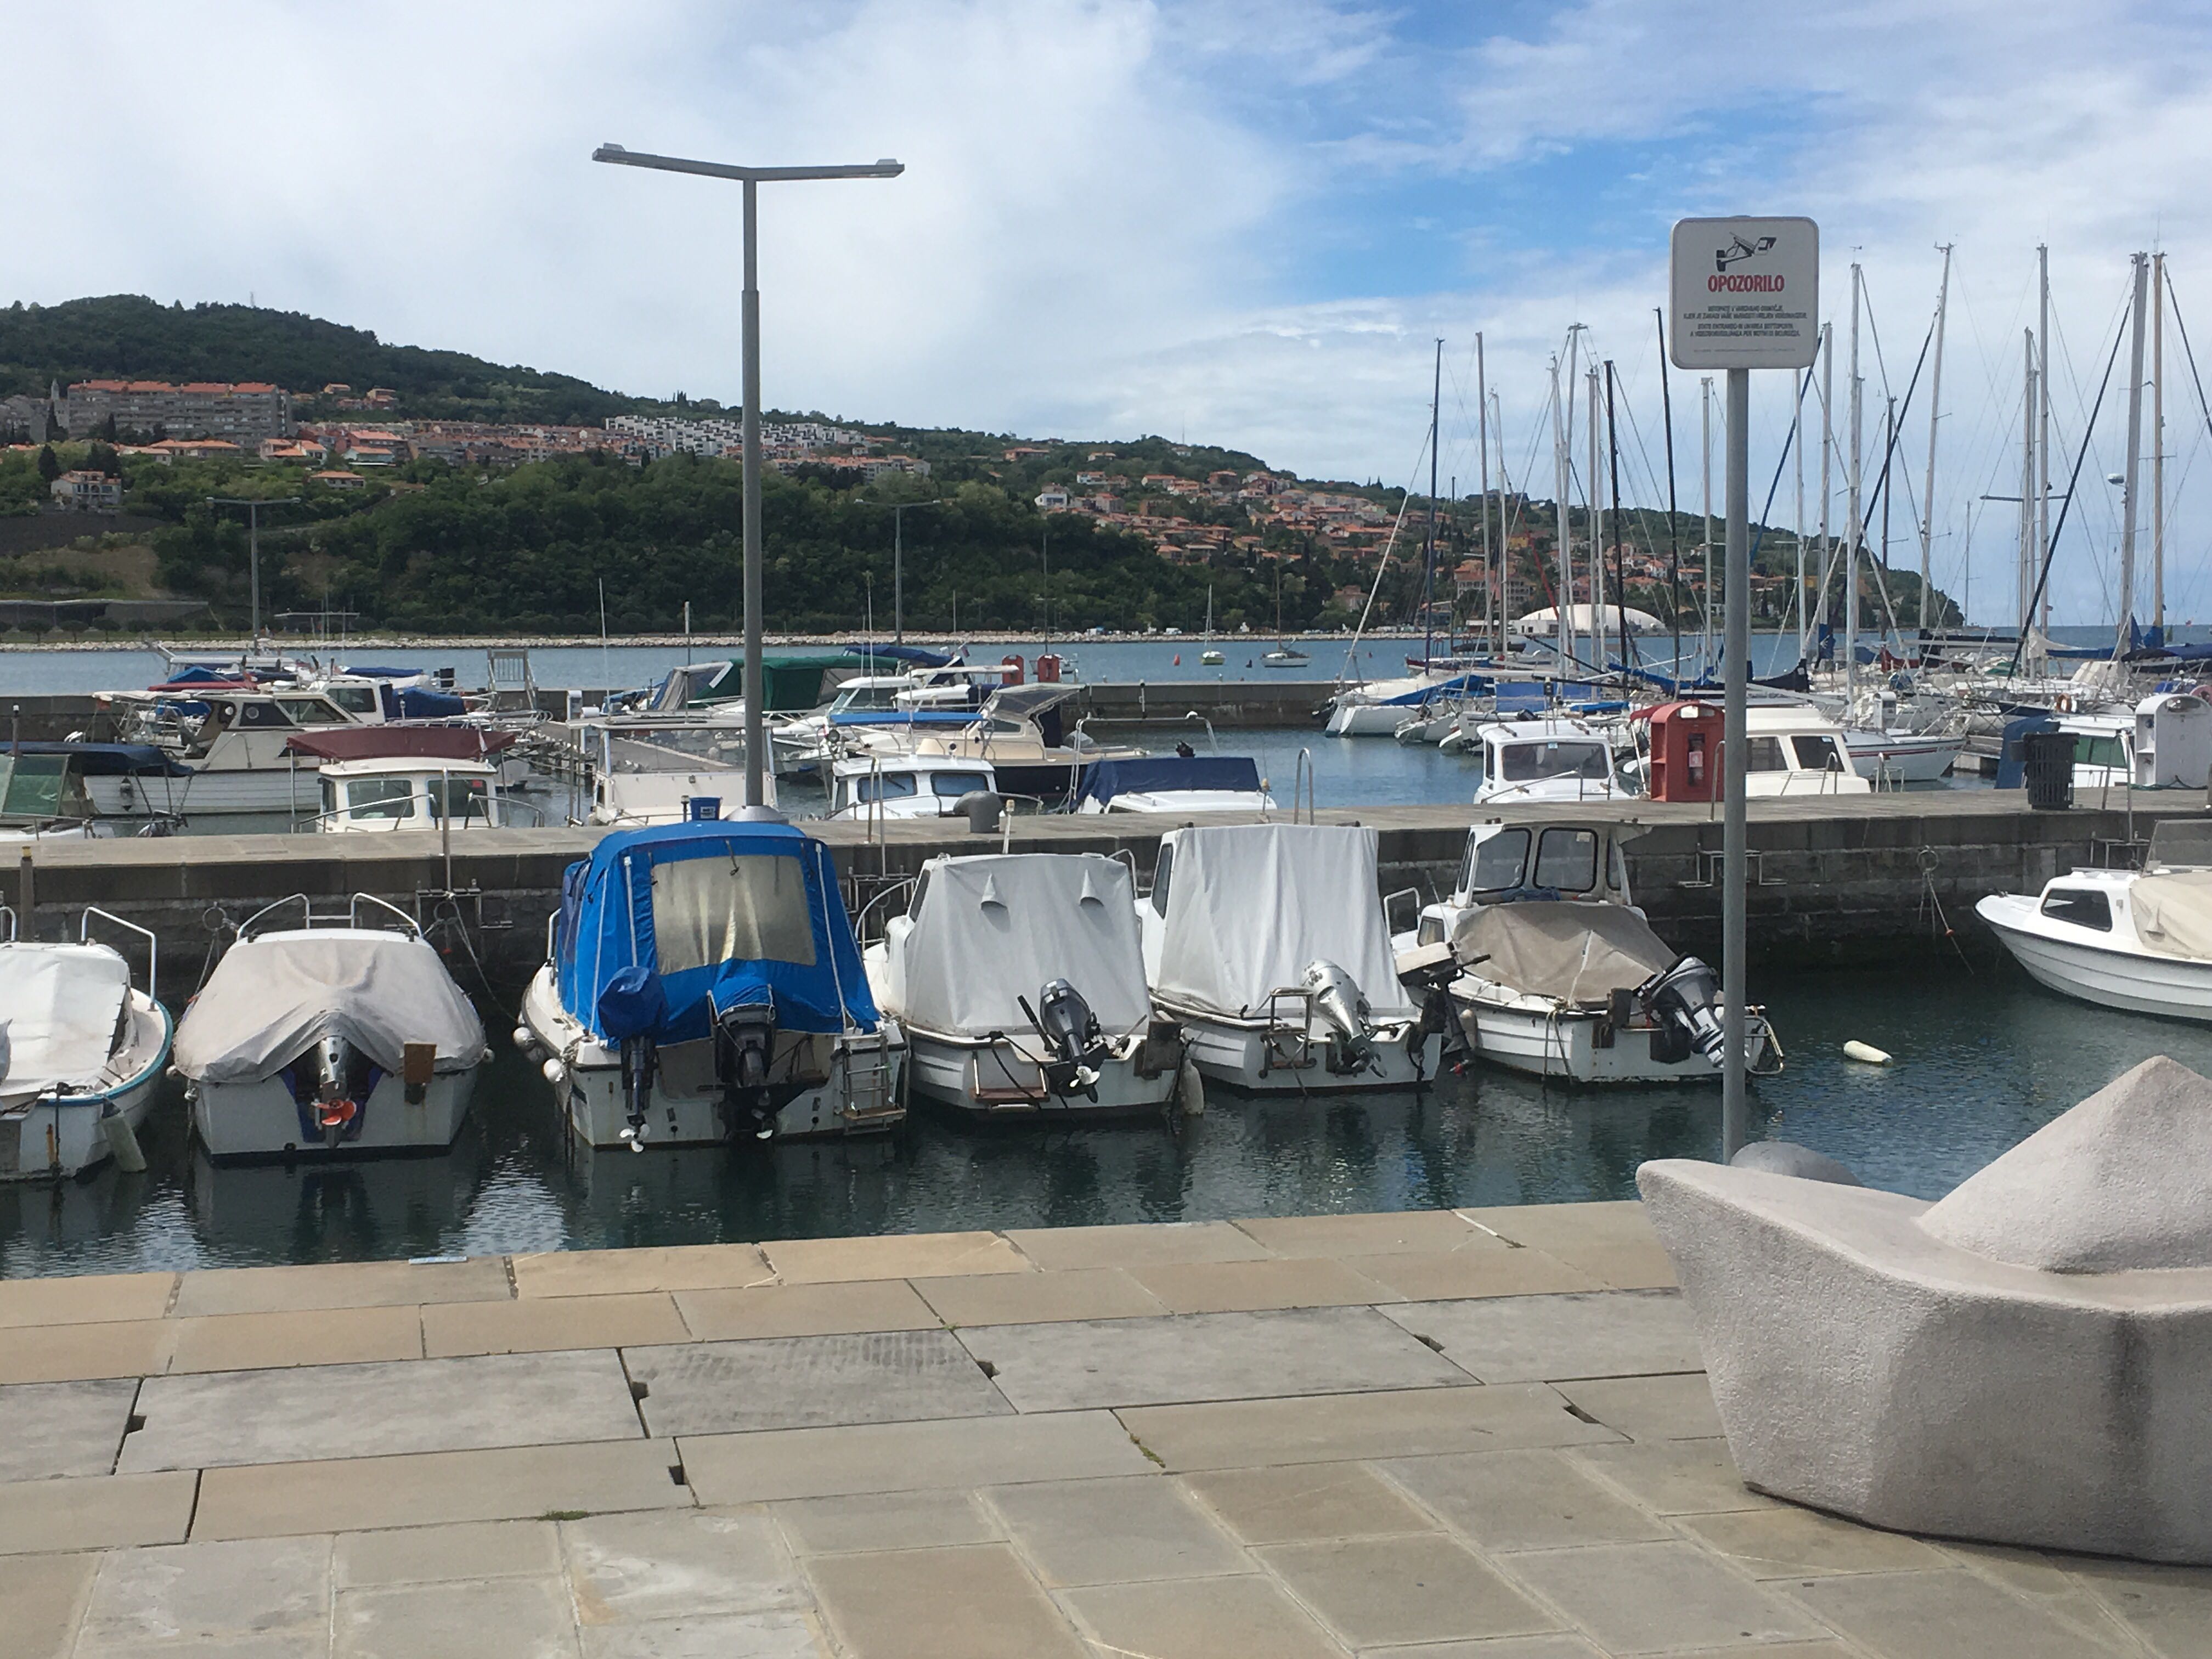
[1022,979,1107,1102]
[618,1036,656,1150]
[713,996,781,1141]
[1302,960,1375,1075]
[311,1033,360,1134]
[1638,956,1728,1066]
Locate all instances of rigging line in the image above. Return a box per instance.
[1842,316,1937,642]
[2011,289,2132,674]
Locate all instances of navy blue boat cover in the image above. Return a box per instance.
[1075,755,1262,808]
[555,821,879,1045]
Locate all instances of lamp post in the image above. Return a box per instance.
[592,143,904,813]
[855,495,942,646]
[207,495,299,642]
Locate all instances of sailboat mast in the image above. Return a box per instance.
[1701,377,1714,670]
[1551,352,1575,669]
[1847,263,1864,703]
[1656,307,1683,681]
[1588,363,1606,673]
[2117,251,2150,661]
[2020,331,2036,638]
[1477,332,1493,657]
[2036,245,2052,652]
[1815,323,1832,659]
[2154,250,2166,641]
[1425,337,1442,668]
[1793,351,1805,652]
[1492,389,1508,654]
[1606,359,1627,668]
[1922,245,1951,631]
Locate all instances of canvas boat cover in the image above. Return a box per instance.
[1450,901,1678,1007]
[2130,870,2212,960]
[555,820,878,1046]
[174,932,484,1084]
[899,854,1152,1039]
[1153,824,1417,1020]
[1075,756,1262,809]
[285,727,517,764]
[0,944,131,1104]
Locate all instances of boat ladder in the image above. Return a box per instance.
[839,1032,901,1124]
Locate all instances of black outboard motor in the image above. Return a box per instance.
[1637,956,1729,1066]
[1022,979,1107,1102]
[713,997,782,1141]
[619,1036,656,1151]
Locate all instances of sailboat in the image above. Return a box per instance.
[1262,566,1310,667]
[1200,584,1223,667]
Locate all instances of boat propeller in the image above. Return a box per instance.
[1638,956,1730,1066]
[1302,960,1376,1074]
[618,1035,656,1152]
[1023,980,1105,1102]
[312,1034,360,1135]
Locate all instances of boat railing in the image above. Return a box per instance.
[851,875,919,947]
[1290,749,1317,823]
[1381,886,1426,940]
[238,891,422,942]
[0,904,13,943]
[81,906,157,1003]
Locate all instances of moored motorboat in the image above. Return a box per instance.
[175,896,489,1159]
[1073,755,1276,816]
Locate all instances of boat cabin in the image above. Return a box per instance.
[1471,718,1624,804]
[826,754,997,820]
[1073,755,1274,815]
[1398,817,1640,951]
[313,757,521,832]
[1641,701,1872,800]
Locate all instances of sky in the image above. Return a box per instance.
[10,0,2212,627]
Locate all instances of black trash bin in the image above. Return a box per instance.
[2022,729,2076,811]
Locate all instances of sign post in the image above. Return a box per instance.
[1668,216,1819,1161]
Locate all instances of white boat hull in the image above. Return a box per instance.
[1167,1007,1441,1094]
[87,768,315,817]
[1980,900,2212,1022]
[189,1065,477,1159]
[1327,702,1417,736]
[1847,734,1962,783]
[0,996,172,1181]
[1456,992,1776,1085]
[520,966,905,1145]
[904,1027,1180,1119]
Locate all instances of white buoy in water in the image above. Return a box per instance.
[1843,1040,1893,1065]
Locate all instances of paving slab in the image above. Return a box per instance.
[1128,1255,1398,1313]
[808,1543,1086,1658]
[422,1291,689,1358]
[334,1575,577,1659]
[1791,1567,2137,1658]
[1680,1506,1951,1578]
[123,1350,641,1472]
[577,1610,822,1658]
[0,1271,173,1329]
[0,1470,198,1555]
[1384,1290,1703,1383]
[511,1244,772,1298]
[1120,1381,1620,1471]
[2065,1558,2212,1659]
[1259,1532,1560,1647]
[1231,1209,1490,1257]
[1184,1462,1436,1544]
[1351,1639,1607,1659]
[913,1267,1164,1327]
[174,1256,510,1317]
[0,1378,137,1481]
[171,1307,424,1374]
[1567,1440,1778,1517]
[627,1330,1011,1436]
[673,1279,939,1341]
[563,1509,806,1625]
[1063,1574,1343,1659]
[983,1475,1244,1585]
[1355,1249,1603,1301]
[770,1489,1002,1555]
[1462,1203,1677,1289]
[191,1440,689,1542]
[960,1306,1470,1412]
[80,1534,331,1651]
[0,1551,97,1659]
[1554,1373,1725,1440]
[1381,1448,1673,1550]
[760,1231,1029,1283]
[335,1520,561,1587]
[0,1317,174,1384]
[680,1410,1152,1504]
[1003,1220,1273,1269]
[1499,1541,1830,1652]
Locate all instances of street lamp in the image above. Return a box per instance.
[207,495,299,642]
[592,142,904,814]
[854,494,942,645]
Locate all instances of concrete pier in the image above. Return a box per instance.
[8,790,2204,976]
[1,1205,2193,1656]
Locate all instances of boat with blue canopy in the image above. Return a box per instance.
[516,820,903,1146]
[1072,755,1275,815]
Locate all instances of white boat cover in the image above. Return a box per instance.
[2129,871,2212,961]
[1451,901,1677,1007]
[897,854,1153,1038]
[1155,824,1417,1019]
[0,943,130,1103]
[175,930,484,1084]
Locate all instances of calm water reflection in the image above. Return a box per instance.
[8,955,2209,1277]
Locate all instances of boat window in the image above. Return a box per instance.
[1463,828,1529,894]
[652,853,817,972]
[2040,887,2112,931]
[2149,819,2212,870]
[1609,839,1629,892]
[1151,842,1174,917]
[1790,735,1844,771]
[324,685,380,715]
[1532,828,1599,893]
[320,777,339,817]
[346,778,415,820]
[279,698,350,726]
[0,754,67,819]
[235,700,295,729]
[930,772,992,798]
[1498,740,1608,782]
[426,777,492,821]
[1745,736,1788,771]
[985,719,1023,736]
[854,773,921,802]
[2075,735,2127,769]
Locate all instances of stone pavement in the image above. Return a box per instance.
[1,1202,2203,1657]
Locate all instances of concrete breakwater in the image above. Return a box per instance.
[5,792,2196,980]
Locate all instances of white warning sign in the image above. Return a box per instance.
[1669,217,1819,370]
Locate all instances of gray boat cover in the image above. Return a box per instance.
[2129,871,2212,961]
[1450,901,1676,1007]
[175,930,484,1084]
[1155,823,1417,1019]
[0,943,130,1104]
[898,854,1152,1038]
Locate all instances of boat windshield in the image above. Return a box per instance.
[651,854,817,971]
[2149,819,2212,871]
[831,684,904,713]
[0,754,71,819]
[2075,735,2128,769]
[1498,741,1608,783]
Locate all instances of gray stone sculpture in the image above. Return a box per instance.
[1639,1056,2212,1565]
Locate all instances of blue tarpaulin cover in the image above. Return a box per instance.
[3,741,192,777]
[1075,755,1262,808]
[555,821,879,1045]
[377,685,470,719]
